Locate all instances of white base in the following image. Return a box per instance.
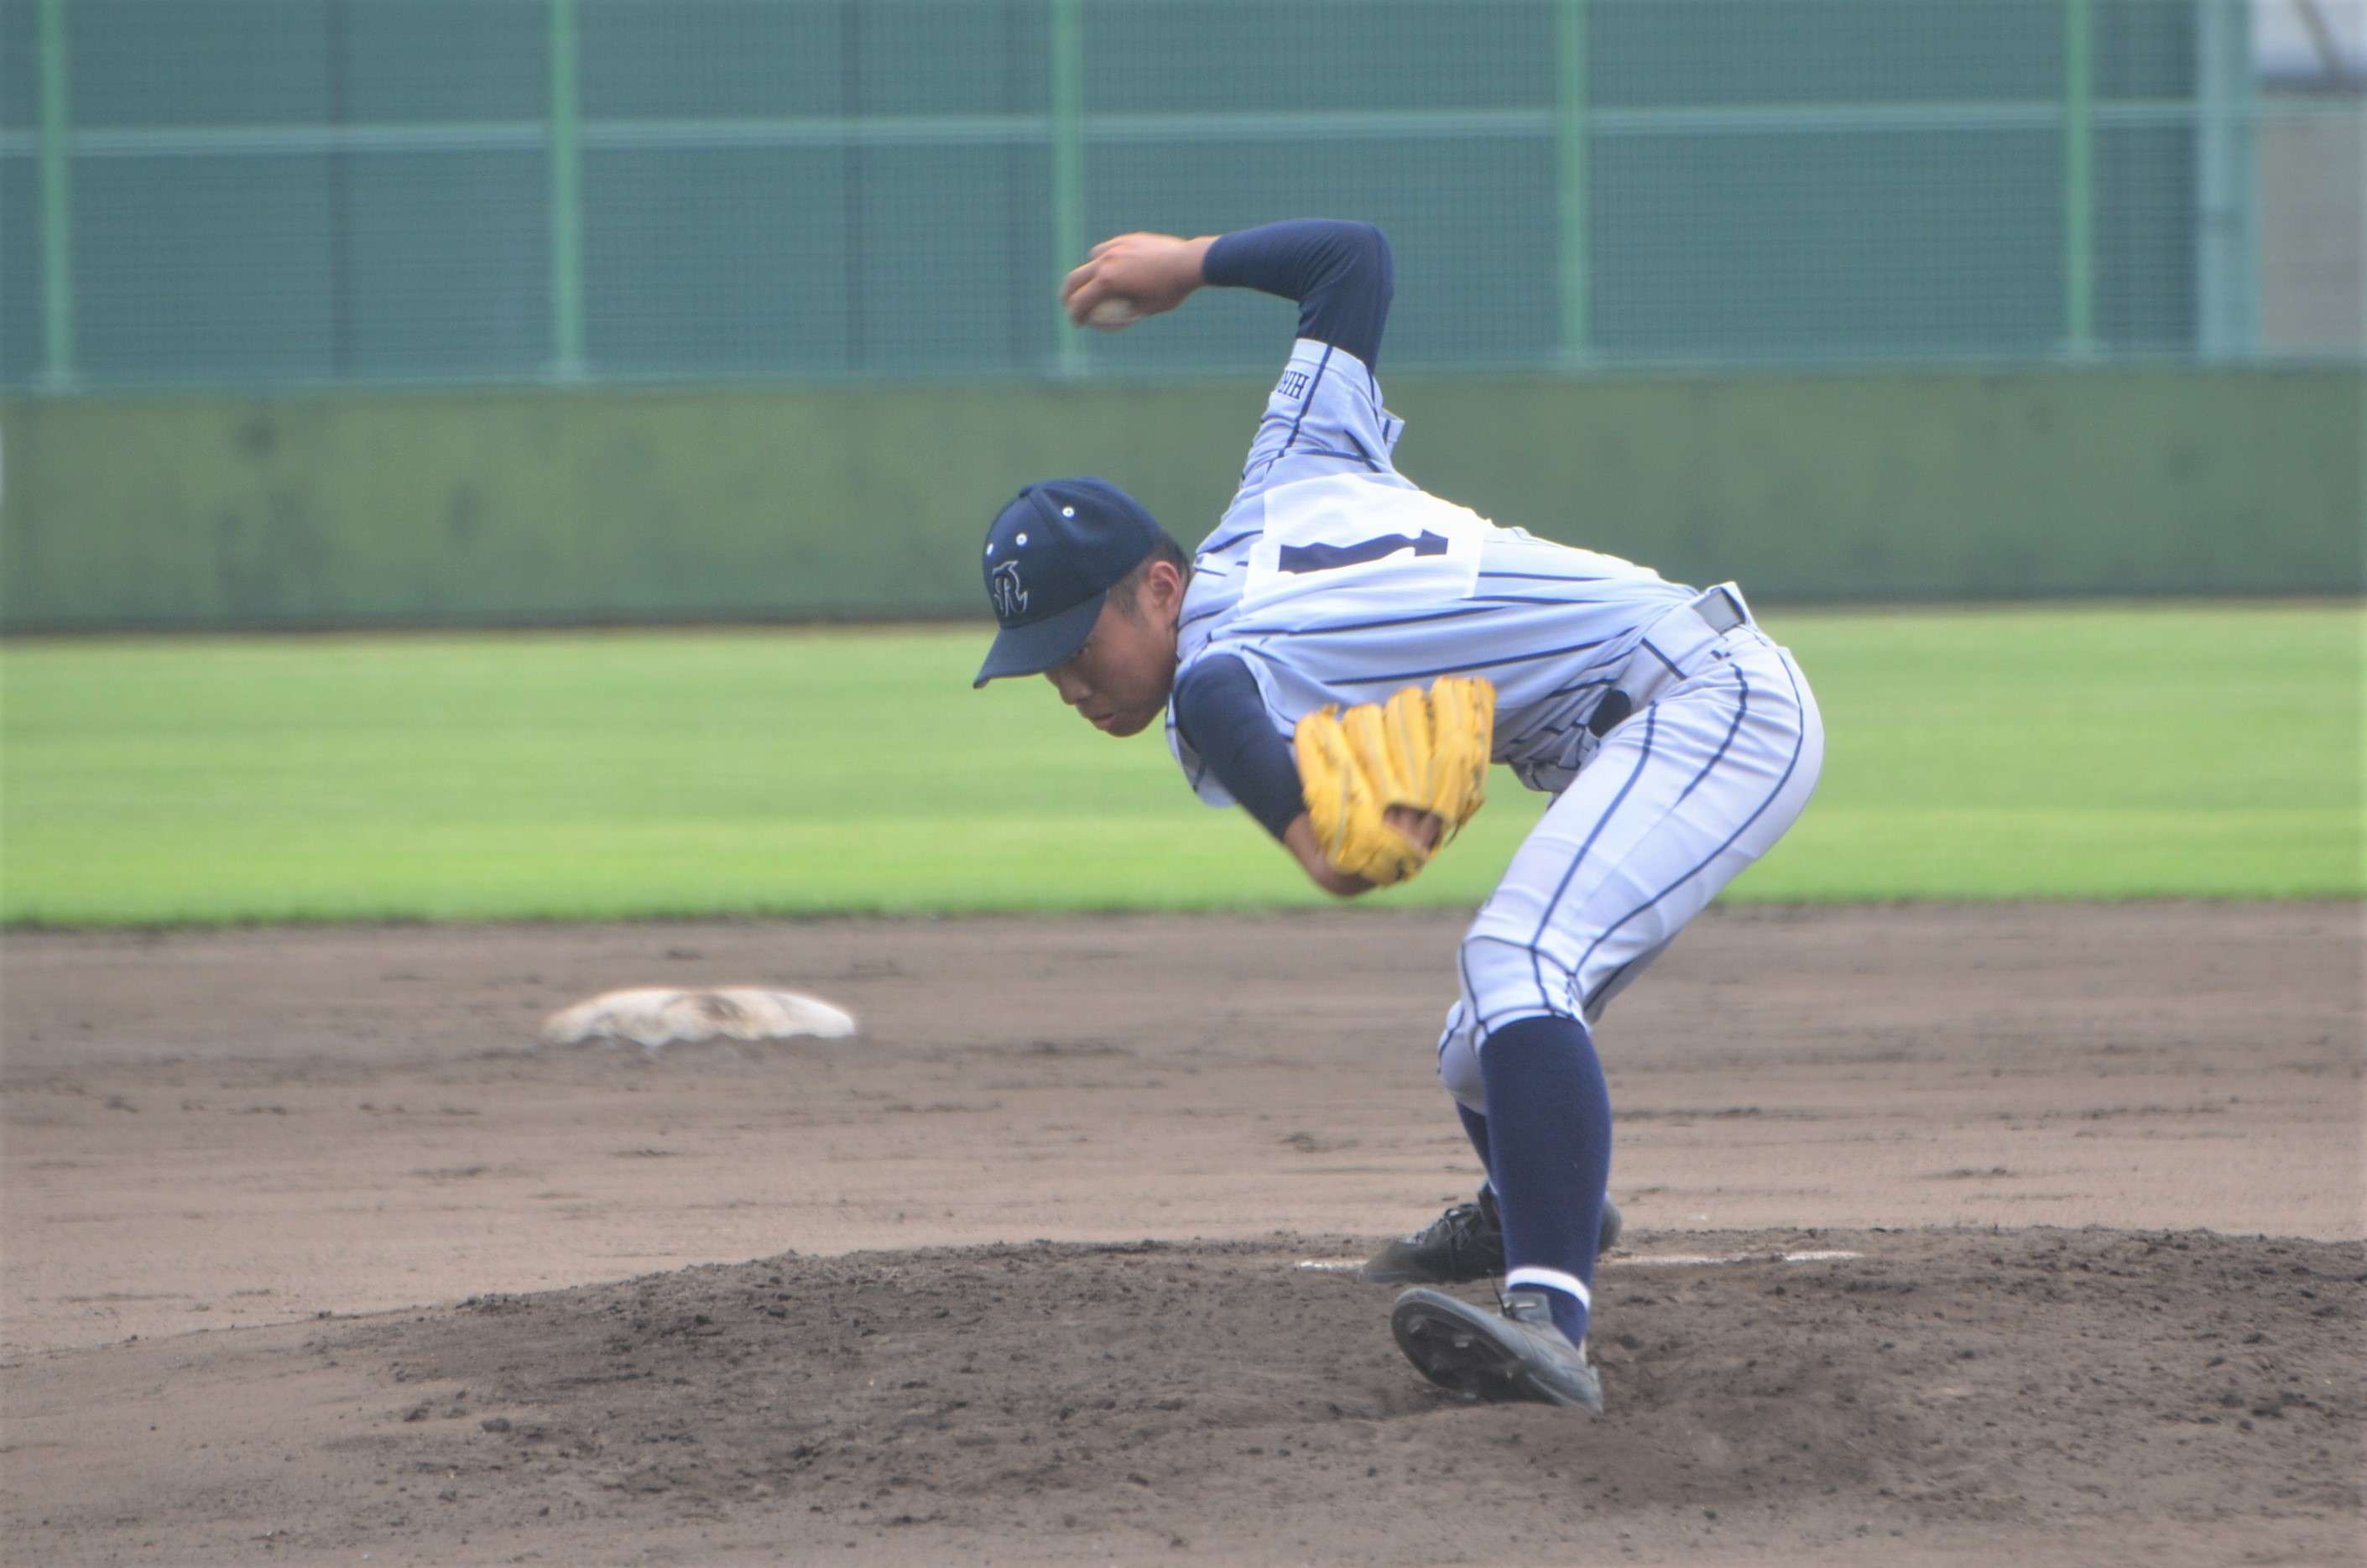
[538,987,858,1051]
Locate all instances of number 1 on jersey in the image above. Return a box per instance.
[1278,530,1451,575]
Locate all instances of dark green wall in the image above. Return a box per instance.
[3,367,2359,632]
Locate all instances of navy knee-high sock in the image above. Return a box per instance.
[1479,1014,1613,1347]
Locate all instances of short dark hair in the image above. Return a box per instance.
[1106,533,1191,617]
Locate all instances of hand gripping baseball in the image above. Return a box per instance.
[1292,676,1495,886]
[1061,233,1217,331]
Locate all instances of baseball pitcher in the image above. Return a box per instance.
[972,220,1824,1412]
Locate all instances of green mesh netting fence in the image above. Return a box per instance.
[1,0,2356,388]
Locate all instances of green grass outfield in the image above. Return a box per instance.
[2,602,2359,925]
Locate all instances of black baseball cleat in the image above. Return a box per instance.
[1360,1190,1624,1284]
[1390,1287,1605,1412]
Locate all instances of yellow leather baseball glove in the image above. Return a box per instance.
[1292,675,1495,886]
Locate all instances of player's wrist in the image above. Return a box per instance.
[1154,236,1215,306]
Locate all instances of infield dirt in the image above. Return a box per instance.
[3,904,2361,1565]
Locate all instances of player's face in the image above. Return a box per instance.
[1042,563,1183,738]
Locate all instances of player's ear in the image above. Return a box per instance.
[1144,558,1185,613]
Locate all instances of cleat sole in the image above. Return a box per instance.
[1389,1288,1604,1413]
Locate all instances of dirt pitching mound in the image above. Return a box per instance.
[260,1227,2363,1565]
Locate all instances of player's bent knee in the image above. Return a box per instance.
[1457,931,1582,1038]
[1436,1011,1485,1110]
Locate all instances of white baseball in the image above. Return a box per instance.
[1085,296,1142,330]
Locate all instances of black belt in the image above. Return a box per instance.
[1690,584,1749,635]
[1588,585,1752,737]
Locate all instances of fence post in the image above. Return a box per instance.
[1555,0,1590,368]
[2194,0,2259,359]
[36,0,77,390]
[1050,0,1086,377]
[2062,0,2096,357]
[548,0,587,381]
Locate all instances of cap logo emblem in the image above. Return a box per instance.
[990,560,1028,620]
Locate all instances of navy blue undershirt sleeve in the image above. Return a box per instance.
[1202,219,1393,368]
[1172,655,1305,844]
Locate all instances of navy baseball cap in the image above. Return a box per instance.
[972,477,1165,688]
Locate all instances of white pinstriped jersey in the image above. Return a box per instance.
[1166,337,1697,805]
